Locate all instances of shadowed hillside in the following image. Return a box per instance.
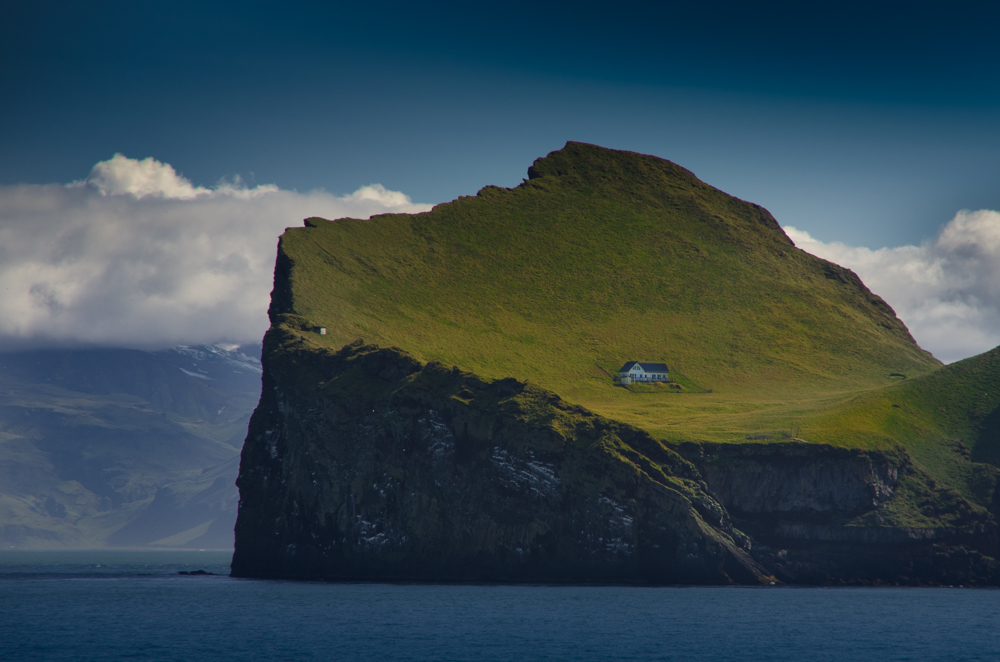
[0,345,261,549]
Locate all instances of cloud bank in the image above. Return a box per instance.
[785,210,1000,364]
[0,155,432,350]
[5,154,995,364]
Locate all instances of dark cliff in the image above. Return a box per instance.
[233,330,999,585]
[232,333,769,584]
[674,443,998,584]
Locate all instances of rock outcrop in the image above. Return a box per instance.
[232,334,770,584]
[674,442,999,585]
[674,442,903,517]
[233,333,1000,585]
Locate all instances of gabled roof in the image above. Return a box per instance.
[618,362,670,373]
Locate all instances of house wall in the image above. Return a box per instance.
[620,369,669,383]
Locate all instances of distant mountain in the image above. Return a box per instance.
[0,344,261,549]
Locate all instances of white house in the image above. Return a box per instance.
[618,361,669,385]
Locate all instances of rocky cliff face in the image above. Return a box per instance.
[674,442,999,585]
[233,332,1000,585]
[674,442,904,517]
[232,332,770,584]
[233,330,1000,585]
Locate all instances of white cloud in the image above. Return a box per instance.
[83,153,210,199]
[344,183,414,208]
[0,154,433,350]
[785,210,1000,363]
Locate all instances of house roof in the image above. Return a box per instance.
[618,362,669,373]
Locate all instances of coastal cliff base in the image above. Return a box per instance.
[232,333,769,583]
[233,337,999,585]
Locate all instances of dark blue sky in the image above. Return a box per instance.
[4,0,1000,247]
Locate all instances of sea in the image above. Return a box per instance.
[1,550,998,661]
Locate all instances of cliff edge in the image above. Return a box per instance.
[232,334,770,583]
[233,143,1000,584]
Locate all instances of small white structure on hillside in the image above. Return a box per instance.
[618,361,669,385]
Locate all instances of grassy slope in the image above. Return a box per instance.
[799,349,1000,511]
[278,142,939,448]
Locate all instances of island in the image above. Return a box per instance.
[231,142,999,585]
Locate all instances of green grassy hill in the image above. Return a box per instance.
[246,141,1000,583]
[796,348,1000,516]
[276,142,940,443]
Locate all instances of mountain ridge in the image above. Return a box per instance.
[234,142,1000,584]
[0,344,262,549]
[272,141,938,441]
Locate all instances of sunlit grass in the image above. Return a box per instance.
[280,143,937,437]
[272,143,1000,509]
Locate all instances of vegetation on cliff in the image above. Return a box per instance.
[237,142,1000,583]
[277,142,938,444]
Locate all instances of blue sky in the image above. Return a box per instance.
[2,1,1000,360]
[4,1,1000,247]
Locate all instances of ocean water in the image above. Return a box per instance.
[1,551,998,661]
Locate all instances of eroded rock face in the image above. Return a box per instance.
[231,335,768,584]
[675,442,903,517]
[673,442,999,585]
[233,333,1000,585]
